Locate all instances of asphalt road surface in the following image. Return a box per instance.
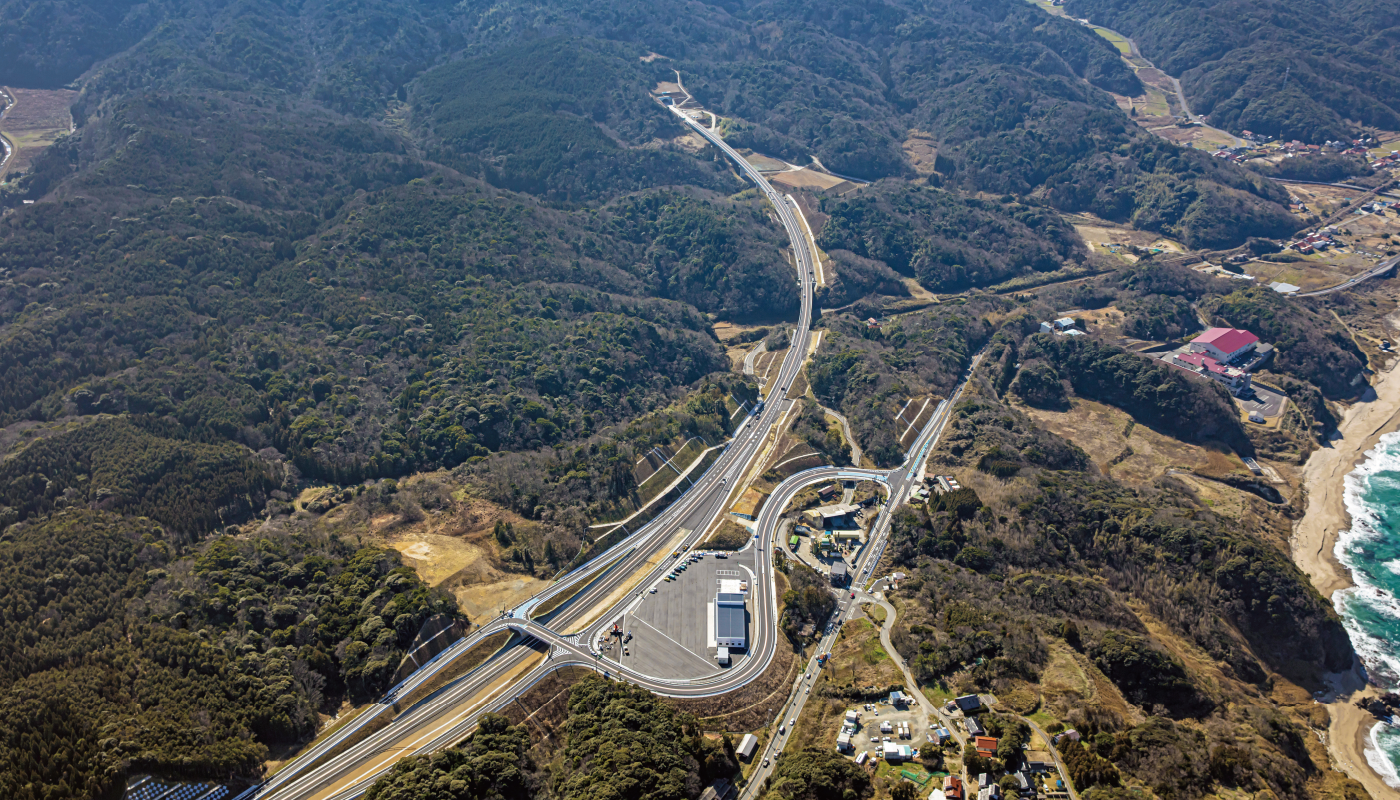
[248,102,983,800]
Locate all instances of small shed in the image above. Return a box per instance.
[736,733,758,760]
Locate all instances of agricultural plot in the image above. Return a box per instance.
[0,87,76,180]
[770,168,855,194]
[1093,26,1132,55]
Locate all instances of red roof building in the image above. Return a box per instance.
[1167,351,1252,395]
[975,736,1000,758]
[1189,328,1260,362]
[944,776,964,799]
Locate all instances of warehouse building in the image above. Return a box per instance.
[715,583,748,649]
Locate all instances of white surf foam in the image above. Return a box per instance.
[1366,722,1400,789]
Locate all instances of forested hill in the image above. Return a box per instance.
[1065,0,1400,142]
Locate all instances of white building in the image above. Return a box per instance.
[737,734,758,760]
[715,590,747,648]
[1188,328,1259,363]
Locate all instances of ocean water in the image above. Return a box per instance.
[1335,431,1400,787]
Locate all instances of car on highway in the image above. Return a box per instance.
[762,757,770,767]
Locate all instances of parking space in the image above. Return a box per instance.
[610,547,758,680]
[1237,383,1287,418]
[844,698,934,763]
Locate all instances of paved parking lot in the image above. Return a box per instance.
[611,546,758,680]
[1237,383,1287,418]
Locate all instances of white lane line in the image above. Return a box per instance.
[629,614,718,672]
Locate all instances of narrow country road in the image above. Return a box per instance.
[866,593,1080,800]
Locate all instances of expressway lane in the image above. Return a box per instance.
[737,353,983,797]
[257,110,978,796]
[252,97,823,800]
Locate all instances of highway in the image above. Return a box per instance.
[247,98,825,800]
[249,101,980,800]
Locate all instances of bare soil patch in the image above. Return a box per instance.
[771,168,851,192]
[903,131,939,175]
[1019,398,1245,486]
[740,151,792,172]
[1,87,76,178]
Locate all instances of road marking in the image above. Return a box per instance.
[629,613,719,672]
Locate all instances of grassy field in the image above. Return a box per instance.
[1135,88,1170,117]
[1093,27,1133,55]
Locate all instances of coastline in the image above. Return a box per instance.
[1293,362,1400,799]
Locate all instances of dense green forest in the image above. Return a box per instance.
[414,38,726,204]
[816,183,1089,291]
[1066,0,1400,142]
[809,303,997,466]
[1206,285,1369,398]
[0,511,456,799]
[365,676,737,800]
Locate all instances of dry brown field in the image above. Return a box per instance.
[1,87,76,178]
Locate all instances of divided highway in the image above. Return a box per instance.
[249,100,824,800]
[250,102,980,800]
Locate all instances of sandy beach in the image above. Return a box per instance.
[1293,362,1400,799]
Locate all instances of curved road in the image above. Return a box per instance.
[249,99,825,800]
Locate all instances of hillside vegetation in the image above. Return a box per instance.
[0,511,455,799]
[1066,0,1400,142]
[887,388,1353,798]
[365,676,738,800]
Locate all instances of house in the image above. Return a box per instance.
[974,736,999,759]
[1015,772,1031,795]
[978,774,990,789]
[803,503,860,528]
[883,742,914,762]
[955,694,982,713]
[933,727,952,744]
[965,717,985,737]
[1025,750,1055,772]
[930,791,947,800]
[737,733,758,760]
[1055,729,1080,743]
[1188,327,1260,363]
[944,776,964,800]
[830,561,849,586]
[1038,317,1079,336]
[888,690,908,706]
[1165,351,1252,395]
[845,709,860,725]
[700,779,734,800]
[837,730,853,752]
[818,484,838,500]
